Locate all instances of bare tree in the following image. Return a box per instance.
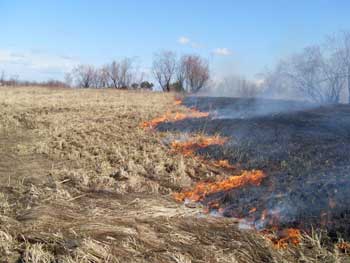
[260,64,296,99]
[277,45,344,103]
[91,68,102,88]
[98,66,110,88]
[152,51,177,92]
[108,61,120,88]
[107,58,133,89]
[181,55,209,93]
[119,58,133,88]
[176,57,186,91]
[321,49,346,103]
[72,65,96,88]
[0,71,5,86]
[283,46,326,102]
[8,74,19,86]
[64,72,73,88]
[326,31,350,103]
[216,75,260,97]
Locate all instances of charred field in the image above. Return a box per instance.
[1,87,350,262]
[158,96,350,240]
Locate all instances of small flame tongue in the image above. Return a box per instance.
[174,99,182,105]
[174,170,266,202]
[263,228,302,249]
[171,135,227,156]
[212,159,236,169]
[141,108,209,129]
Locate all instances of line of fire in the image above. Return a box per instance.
[142,96,350,250]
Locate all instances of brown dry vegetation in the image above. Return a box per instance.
[0,86,348,262]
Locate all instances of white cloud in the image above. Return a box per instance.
[0,49,79,80]
[0,49,77,70]
[178,36,190,45]
[177,36,203,49]
[213,48,232,56]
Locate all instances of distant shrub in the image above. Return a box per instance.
[140,81,154,90]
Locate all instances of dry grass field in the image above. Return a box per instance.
[0,86,348,262]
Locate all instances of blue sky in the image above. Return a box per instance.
[1,0,350,81]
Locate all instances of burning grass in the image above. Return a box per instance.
[211,159,236,169]
[262,228,302,249]
[157,96,350,247]
[0,87,348,262]
[174,99,183,105]
[174,170,266,202]
[141,108,209,129]
[171,135,227,156]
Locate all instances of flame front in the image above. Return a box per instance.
[165,115,302,250]
[212,159,236,169]
[174,170,266,202]
[142,98,304,250]
[171,135,227,156]
[142,108,209,129]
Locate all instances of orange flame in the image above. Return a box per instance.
[273,228,302,249]
[174,99,183,105]
[261,209,268,222]
[337,242,350,250]
[249,207,257,213]
[174,170,266,202]
[142,109,209,129]
[171,135,228,156]
[211,159,236,169]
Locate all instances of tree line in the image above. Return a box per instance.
[152,51,209,92]
[64,52,209,92]
[2,30,350,102]
[0,51,210,93]
[65,58,153,90]
[0,71,67,88]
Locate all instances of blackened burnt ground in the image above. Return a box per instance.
[158,96,350,240]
